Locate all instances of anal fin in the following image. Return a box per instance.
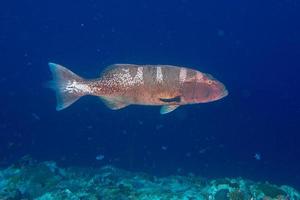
[99,96,129,110]
[160,105,179,114]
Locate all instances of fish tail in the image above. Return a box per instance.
[47,62,87,111]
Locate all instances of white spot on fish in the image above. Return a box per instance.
[156,67,163,83]
[195,72,204,81]
[65,81,91,94]
[108,67,144,89]
[121,68,130,73]
[134,67,144,84]
[179,68,187,83]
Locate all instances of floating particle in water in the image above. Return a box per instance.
[177,168,183,173]
[8,142,14,148]
[241,89,252,98]
[155,124,164,130]
[217,29,225,37]
[254,153,261,160]
[198,148,207,154]
[31,113,40,120]
[0,77,7,82]
[185,152,192,157]
[96,154,105,161]
[161,146,168,151]
[8,91,16,96]
[87,125,93,129]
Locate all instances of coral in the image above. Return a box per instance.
[215,189,229,200]
[215,179,239,189]
[0,160,299,200]
[228,190,244,200]
[257,183,287,198]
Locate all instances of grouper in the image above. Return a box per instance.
[48,63,228,114]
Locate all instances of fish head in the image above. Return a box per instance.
[181,72,228,103]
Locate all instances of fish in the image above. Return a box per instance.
[47,63,228,114]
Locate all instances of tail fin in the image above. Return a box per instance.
[47,63,87,111]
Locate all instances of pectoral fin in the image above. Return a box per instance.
[160,105,180,114]
[99,97,129,110]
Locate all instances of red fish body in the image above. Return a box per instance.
[48,63,228,114]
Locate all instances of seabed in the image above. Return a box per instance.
[0,159,299,200]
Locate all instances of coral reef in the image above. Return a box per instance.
[0,160,299,200]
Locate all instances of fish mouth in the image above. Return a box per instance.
[222,89,229,98]
[215,84,228,100]
[212,89,228,101]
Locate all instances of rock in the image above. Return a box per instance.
[215,189,229,200]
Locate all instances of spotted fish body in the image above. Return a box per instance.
[48,63,228,114]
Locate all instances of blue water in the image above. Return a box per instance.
[1,0,299,189]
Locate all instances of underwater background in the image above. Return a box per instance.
[1,0,300,194]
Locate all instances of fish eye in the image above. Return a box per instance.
[207,80,213,85]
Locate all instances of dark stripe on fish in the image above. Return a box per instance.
[159,96,181,103]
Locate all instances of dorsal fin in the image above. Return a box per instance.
[160,105,180,114]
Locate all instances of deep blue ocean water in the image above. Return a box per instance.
[1,0,300,189]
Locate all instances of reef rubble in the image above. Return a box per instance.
[0,160,299,200]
